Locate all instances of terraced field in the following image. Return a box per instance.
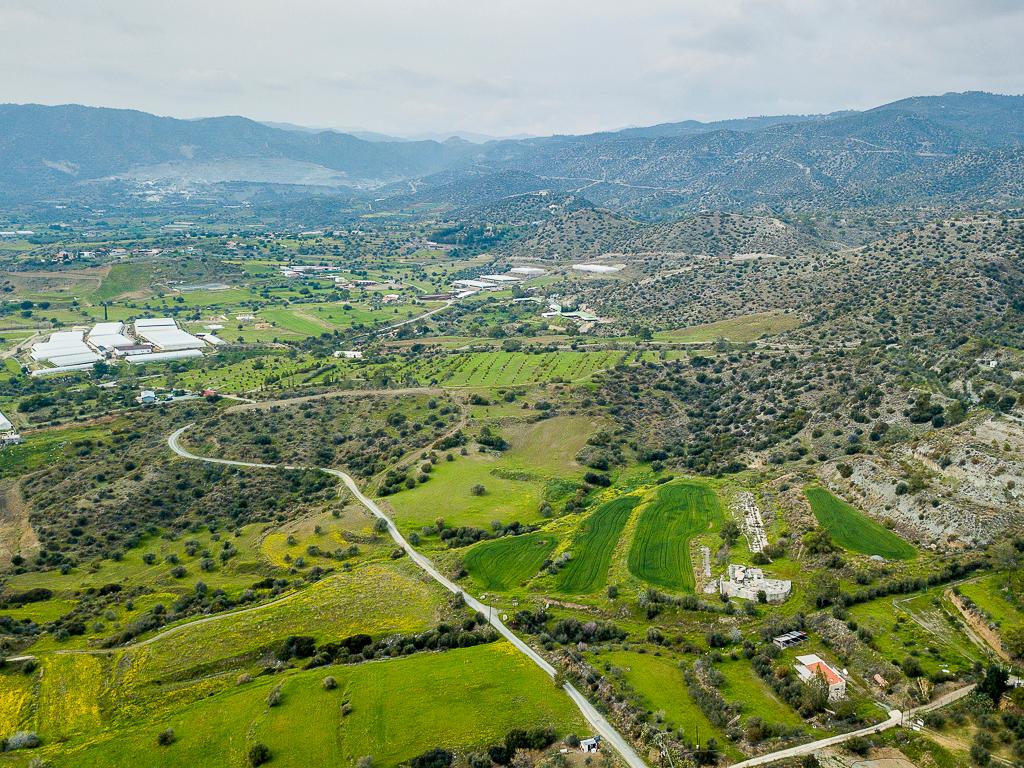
[556,496,640,594]
[804,486,916,560]
[627,481,722,591]
[400,350,624,387]
[463,532,558,591]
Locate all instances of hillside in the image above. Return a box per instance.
[2,92,1024,215]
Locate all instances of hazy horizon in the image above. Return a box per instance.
[2,0,1023,137]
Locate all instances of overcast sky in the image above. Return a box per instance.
[2,0,1022,137]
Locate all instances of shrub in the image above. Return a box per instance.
[409,747,454,768]
[322,676,337,691]
[248,742,271,766]
[157,728,176,746]
[267,685,283,707]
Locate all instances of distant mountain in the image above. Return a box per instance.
[2,92,1023,213]
[0,104,470,199]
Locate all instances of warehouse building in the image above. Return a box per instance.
[133,318,206,351]
[87,322,140,354]
[30,330,102,367]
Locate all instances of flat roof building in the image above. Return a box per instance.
[133,319,205,351]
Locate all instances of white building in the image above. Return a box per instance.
[718,564,791,603]
[30,330,102,367]
[0,411,11,432]
[794,654,847,701]
[138,389,157,404]
[133,319,206,351]
[87,322,137,354]
[452,279,499,290]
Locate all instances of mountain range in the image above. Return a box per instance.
[1,91,1022,215]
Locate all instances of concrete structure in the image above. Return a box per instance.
[580,736,601,753]
[138,389,157,404]
[0,411,11,432]
[0,432,22,446]
[334,350,363,359]
[718,564,791,602]
[795,654,846,701]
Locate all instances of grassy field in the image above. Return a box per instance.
[123,564,445,685]
[41,642,585,768]
[463,533,558,591]
[627,481,722,591]
[804,486,916,560]
[655,312,801,343]
[958,574,1024,632]
[556,496,640,594]
[0,424,110,478]
[386,415,596,532]
[92,264,150,301]
[717,660,804,728]
[594,649,732,755]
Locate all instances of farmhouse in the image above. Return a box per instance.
[794,654,846,701]
[718,564,791,602]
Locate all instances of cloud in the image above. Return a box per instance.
[0,0,1020,135]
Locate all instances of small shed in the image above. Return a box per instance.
[580,736,601,753]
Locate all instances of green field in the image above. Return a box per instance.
[556,496,640,594]
[42,643,585,768]
[958,574,1024,631]
[463,533,558,591]
[655,311,801,343]
[396,350,624,387]
[717,660,804,728]
[627,481,722,591]
[595,650,732,755]
[804,486,916,560]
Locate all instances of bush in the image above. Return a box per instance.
[322,676,337,690]
[267,685,283,707]
[408,747,454,768]
[157,728,176,746]
[248,742,271,766]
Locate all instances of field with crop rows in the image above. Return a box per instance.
[399,350,624,387]
[463,533,558,591]
[556,496,640,594]
[627,481,722,591]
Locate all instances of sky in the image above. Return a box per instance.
[2,0,1022,138]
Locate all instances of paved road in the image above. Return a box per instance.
[728,683,976,768]
[167,425,649,768]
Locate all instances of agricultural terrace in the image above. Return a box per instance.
[556,496,640,594]
[804,486,916,560]
[392,350,625,387]
[463,533,558,591]
[627,481,723,591]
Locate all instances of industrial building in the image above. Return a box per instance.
[30,330,102,367]
[133,318,206,351]
[28,317,212,375]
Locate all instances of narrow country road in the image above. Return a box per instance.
[728,683,976,768]
[167,425,649,768]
